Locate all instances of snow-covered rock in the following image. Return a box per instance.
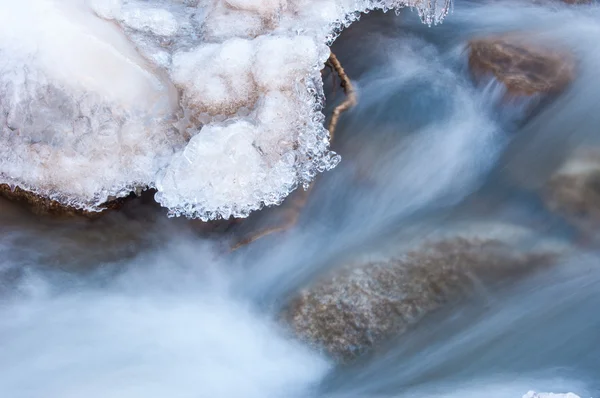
[0,0,452,218]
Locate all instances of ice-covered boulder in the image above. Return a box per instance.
[0,0,182,213]
[0,0,451,218]
[283,238,555,362]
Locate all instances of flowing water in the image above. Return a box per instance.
[1,1,600,397]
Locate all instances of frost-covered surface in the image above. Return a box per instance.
[523,391,581,398]
[0,0,182,209]
[0,0,451,219]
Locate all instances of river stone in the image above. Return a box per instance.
[468,35,575,97]
[542,151,600,238]
[284,238,554,362]
[523,392,581,398]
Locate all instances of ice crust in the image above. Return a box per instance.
[0,0,452,219]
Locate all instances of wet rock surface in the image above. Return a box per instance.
[0,184,131,218]
[468,35,575,97]
[542,152,600,238]
[284,238,555,362]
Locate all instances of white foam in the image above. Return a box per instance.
[0,242,330,397]
[0,0,452,217]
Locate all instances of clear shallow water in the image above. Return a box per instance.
[1,1,600,397]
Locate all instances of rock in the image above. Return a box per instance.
[523,392,581,398]
[0,184,130,218]
[284,238,555,362]
[542,151,600,238]
[468,35,575,97]
[561,0,591,4]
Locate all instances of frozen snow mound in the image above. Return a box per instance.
[0,0,452,219]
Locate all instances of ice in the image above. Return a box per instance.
[155,119,297,220]
[89,0,122,20]
[121,7,179,37]
[0,0,452,218]
[171,39,257,116]
[252,36,321,92]
[0,0,182,209]
[523,392,581,398]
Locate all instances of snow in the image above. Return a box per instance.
[170,39,257,116]
[0,0,452,218]
[0,0,181,209]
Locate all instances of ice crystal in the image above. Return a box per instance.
[0,0,452,218]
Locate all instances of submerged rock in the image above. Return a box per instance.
[468,35,575,97]
[542,151,600,238]
[284,238,555,362]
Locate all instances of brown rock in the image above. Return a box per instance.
[468,35,575,97]
[543,152,600,237]
[284,238,554,362]
[0,184,130,218]
[545,173,600,221]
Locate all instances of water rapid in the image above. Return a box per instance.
[2,1,600,397]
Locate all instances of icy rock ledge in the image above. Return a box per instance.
[0,0,451,219]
